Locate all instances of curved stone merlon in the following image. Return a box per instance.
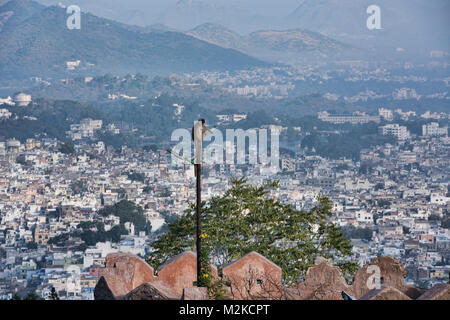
[94,252,448,300]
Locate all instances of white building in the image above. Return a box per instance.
[232,114,247,122]
[6,139,21,152]
[67,118,103,140]
[14,93,32,107]
[66,60,81,70]
[318,111,380,124]
[422,122,448,137]
[356,210,373,223]
[0,108,12,119]
[0,96,15,106]
[431,193,450,205]
[379,124,410,140]
[216,113,247,124]
[281,158,295,172]
[378,108,393,121]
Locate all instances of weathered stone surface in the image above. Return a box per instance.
[289,259,352,300]
[156,251,196,294]
[156,251,197,296]
[95,251,219,299]
[157,251,218,296]
[402,286,424,299]
[416,283,450,300]
[351,256,415,299]
[122,281,181,300]
[222,252,283,300]
[359,286,412,300]
[99,253,157,297]
[94,276,116,300]
[94,252,448,301]
[182,287,209,300]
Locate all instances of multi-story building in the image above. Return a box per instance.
[0,109,12,120]
[318,111,381,124]
[34,225,51,245]
[378,108,394,121]
[422,122,448,137]
[379,124,410,140]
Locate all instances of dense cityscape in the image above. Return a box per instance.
[0,90,449,299]
[0,0,448,303]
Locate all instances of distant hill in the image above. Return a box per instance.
[187,23,349,61]
[0,0,43,31]
[187,23,246,51]
[124,23,179,35]
[0,1,269,80]
[0,98,106,142]
[159,0,263,32]
[247,29,346,54]
[0,92,218,147]
[33,0,450,58]
[287,0,450,53]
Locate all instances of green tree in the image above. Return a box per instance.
[143,145,158,152]
[16,156,27,166]
[341,225,373,241]
[374,183,384,191]
[442,217,450,229]
[49,287,59,300]
[98,200,152,234]
[428,214,440,221]
[59,142,75,155]
[125,171,145,183]
[359,163,373,175]
[70,180,86,195]
[24,292,42,300]
[377,200,391,208]
[26,242,38,250]
[148,178,357,286]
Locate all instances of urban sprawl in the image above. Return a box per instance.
[0,93,449,300]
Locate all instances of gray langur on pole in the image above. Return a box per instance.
[192,118,207,141]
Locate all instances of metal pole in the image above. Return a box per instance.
[195,163,201,285]
[193,118,205,286]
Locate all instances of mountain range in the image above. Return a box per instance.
[1,0,447,83]
[35,0,450,54]
[0,0,268,80]
[187,23,349,61]
[286,0,450,52]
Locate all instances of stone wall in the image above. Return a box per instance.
[222,252,283,300]
[96,251,217,298]
[98,253,157,298]
[94,251,449,300]
[288,258,352,300]
[157,251,217,295]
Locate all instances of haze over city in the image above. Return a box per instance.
[0,0,448,304]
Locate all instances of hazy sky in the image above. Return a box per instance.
[33,0,450,51]
[204,0,302,15]
[37,0,303,18]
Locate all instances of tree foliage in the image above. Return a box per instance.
[59,142,75,155]
[48,218,130,247]
[124,171,145,183]
[341,225,373,241]
[148,178,357,285]
[98,200,151,234]
[49,287,59,300]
